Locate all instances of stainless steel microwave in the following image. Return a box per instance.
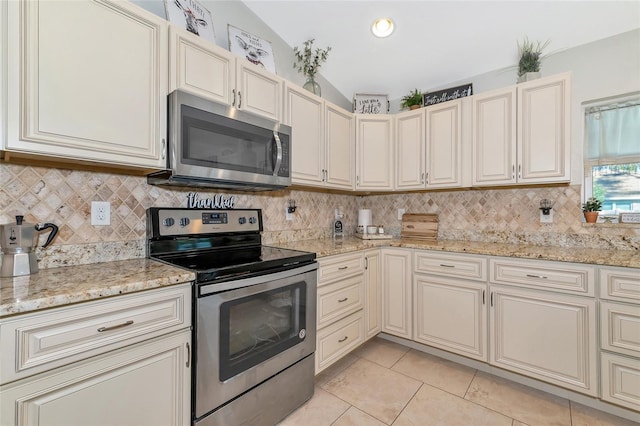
[147,90,291,191]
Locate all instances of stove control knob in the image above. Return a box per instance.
[179,217,190,227]
[238,217,247,225]
[163,217,175,227]
[249,217,257,225]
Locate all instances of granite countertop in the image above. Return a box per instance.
[273,237,640,269]
[0,259,195,318]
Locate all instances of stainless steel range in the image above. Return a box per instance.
[147,208,317,426]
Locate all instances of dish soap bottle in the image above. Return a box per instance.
[333,208,344,238]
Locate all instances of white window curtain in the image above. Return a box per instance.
[585,100,640,166]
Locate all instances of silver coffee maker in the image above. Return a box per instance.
[0,215,58,277]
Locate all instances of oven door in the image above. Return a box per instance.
[194,263,317,419]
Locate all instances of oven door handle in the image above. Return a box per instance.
[199,262,317,296]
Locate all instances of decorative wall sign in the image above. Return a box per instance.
[187,193,236,209]
[165,0,216,43]
[353,94,389,114]
[423,83,473,107]
[619,212,640,223]
[228,25,276,73]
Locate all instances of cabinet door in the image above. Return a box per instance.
[489,285,597,395]
[425,100,463,188]
[0,330,191,426]
[395,109,426,190]
[325,102,355,190]
[7,0,167,168]
[285,84,325,187]
[517,73,571,183]
[381,248,412,339]
[236,61,282,121]
[356,115,394,190]
[169,26,235,105]
[364,250,382,339]
[472,87,517,185]
[414,275,487,361]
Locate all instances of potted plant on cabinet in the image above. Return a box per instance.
[293,38,331,97]
[517,37,550,83]
[401,89,423,110]
[582,197,603,223]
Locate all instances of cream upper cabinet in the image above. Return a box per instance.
[356,115,394,190]
[285,84,354,190]
[517,73,571,183]
[5,0,168,169]
[169,26,282,122]
[381,248,412,339]
[472,87,517,185]
[395,109,426,190]
[472,73,571,186]
[425,100,464,188]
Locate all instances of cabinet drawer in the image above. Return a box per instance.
[600,267,640,303]
[317,275,364,328]
[601,352,640,411]
[601,301,640,357]
[0,284,191,385]
[317,253,364,285]
[414,251,486,281]
[315,311,364,374]
[490,258,595,296]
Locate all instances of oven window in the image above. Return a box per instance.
[219,282,306,381]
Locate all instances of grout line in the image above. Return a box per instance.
[390,382,424,425]
[463,368,478,399]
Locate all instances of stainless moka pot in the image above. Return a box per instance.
[0,216,59,277]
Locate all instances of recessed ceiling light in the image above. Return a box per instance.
[371,18,394,38]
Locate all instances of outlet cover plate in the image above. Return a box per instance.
[91,201,111,226]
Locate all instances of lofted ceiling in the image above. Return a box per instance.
[241,1,640,101]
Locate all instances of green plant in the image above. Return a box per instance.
[582,197,603,212]
[293,39,331,79]
[401,89,423,109]
[517,37,550,77]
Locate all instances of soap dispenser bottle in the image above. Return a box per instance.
[333,208,344,238]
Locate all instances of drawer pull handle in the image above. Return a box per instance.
[439,264,455,268]
[338,336,348,343]
[97,320,134,333]
[526,274,548,279]
[338,297,348,303]
[338,266,348,270]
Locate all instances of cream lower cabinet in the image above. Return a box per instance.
[381,248,412,339]
[413,251,487,361]
[0,330,191,426]
[4,0,168,169]
[489,285,597,395]
[315,253,365,373]
[170,26,282,121]
[364,249,382,339]
[599,266,640,411]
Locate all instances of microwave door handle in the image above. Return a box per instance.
[273,132,283,176]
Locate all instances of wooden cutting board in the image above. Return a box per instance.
[401,213,439,240]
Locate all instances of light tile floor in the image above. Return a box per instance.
[279,337,639,426]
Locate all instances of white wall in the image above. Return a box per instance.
[132,0,352,110]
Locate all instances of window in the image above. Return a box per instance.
[584,94,640,218]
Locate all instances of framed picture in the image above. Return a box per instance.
[353,93,389,114]
[228,25,276,73]
[165,0,216,44]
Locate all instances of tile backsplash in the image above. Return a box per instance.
[1,164,638,269]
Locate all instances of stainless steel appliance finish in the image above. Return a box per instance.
[0,216,58,277]
[147,208,316,426]
[147,90,292,191]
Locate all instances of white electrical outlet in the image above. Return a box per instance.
[397,208,406,220]
[540,209,553,224]
[91,201,111,226]
[285,207,293,221]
